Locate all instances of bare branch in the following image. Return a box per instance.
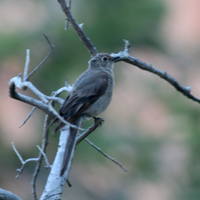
[112,40,200,105]
[75,118,128,171]
[9,78,54,118]
[26,34,54,81]
[84,138,127,172]
[9,66,84,131]
[23,49,30,82]
[12,142,39,179]
[36,145,51,169]
[57,0,97,56]
[76,117,104,145]
[32,115,50,200]
[40,127,71,200]
[19,106,36,128]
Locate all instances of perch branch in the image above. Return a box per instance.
[112,40,200,105]
[9,72,84,131]
[76,117,104,145]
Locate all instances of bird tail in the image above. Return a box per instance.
[60,117,81,176]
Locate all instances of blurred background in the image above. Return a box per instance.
[1,0,200,199]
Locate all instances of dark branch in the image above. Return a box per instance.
[112,40,200,105]
[65,0,72,30]
[84,137,127,172]
[57,0,97,56]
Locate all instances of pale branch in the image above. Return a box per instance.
[32,115,51,200]
[36,145,51,169]
[39,127,71,200]
[45,96,64,105]
[9,77,55,118]
[84,138,128,172]
[23,49,30,82]
[25,34,54,81]
[12,141,51,181]
[12,142,40,179]
[57,0,97,56]
[112,40,200,105]
[65,79,73,93]
[19,106,36,128]
[8,58,85,131]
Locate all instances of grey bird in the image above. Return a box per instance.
[53,53,119,176]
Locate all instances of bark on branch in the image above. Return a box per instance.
[112,40,200,105]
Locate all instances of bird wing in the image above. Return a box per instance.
[59,71,109,122]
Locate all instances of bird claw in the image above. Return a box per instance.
[93,117,104,127]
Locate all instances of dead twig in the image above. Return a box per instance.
[76,117,104,145]
[57,0,97,56]
[19,106,36,128]
[26,34,54,81]
[84,138,127,172]
[11,142,51,179]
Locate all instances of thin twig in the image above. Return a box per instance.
[23,49,30,82]
[12,142,24,164]
[76,117,104,145]
[57,0,97,56]
[26,35,54,81]
[84,138,127,172]
[36,145,51,169]
[19,106,36,128]
[12,142,39,179]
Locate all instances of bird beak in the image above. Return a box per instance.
[111,56,120,63]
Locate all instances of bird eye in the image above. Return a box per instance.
[102,56,108,61]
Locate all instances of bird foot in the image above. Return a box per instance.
[93,117,104,127]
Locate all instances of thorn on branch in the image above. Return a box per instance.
[123,39,131,53]
[79,23,84,29]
